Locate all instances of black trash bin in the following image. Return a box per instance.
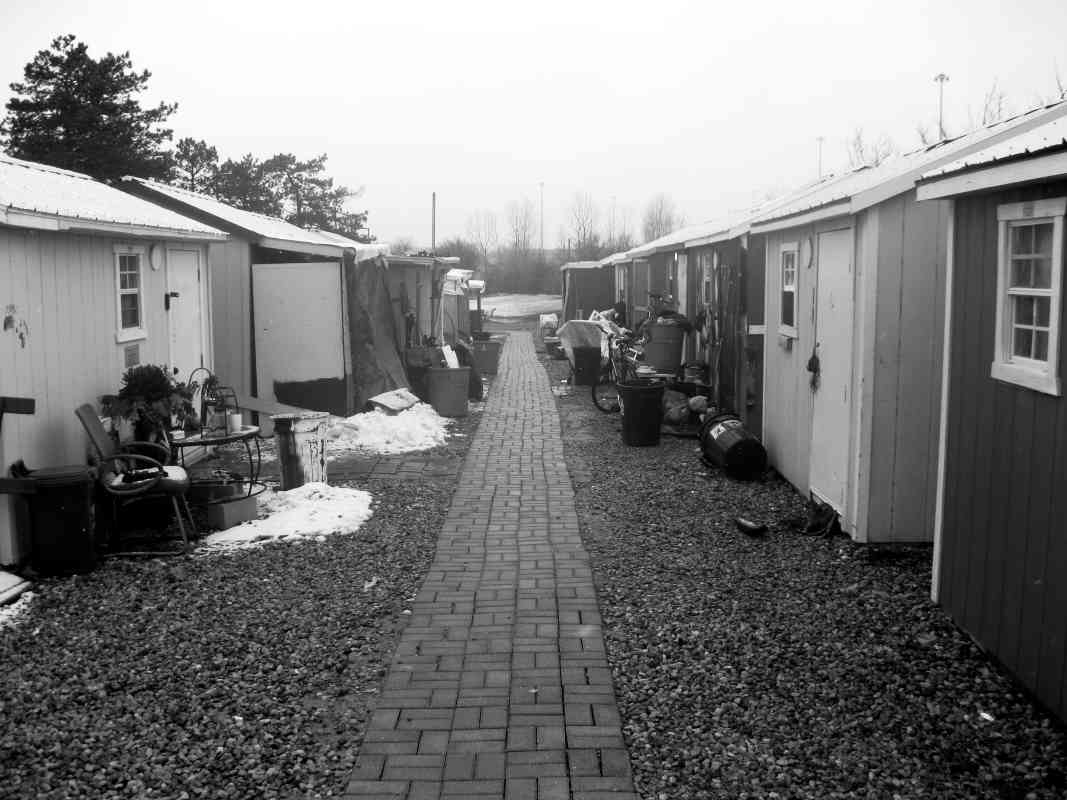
[700,412,767,480]
[618,379,665,446]
[18,465,96,574]
[572,346,602,386]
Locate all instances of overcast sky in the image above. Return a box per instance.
[2,0,1066,249]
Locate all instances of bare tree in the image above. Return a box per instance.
[641,193,680,243]
[466,210,498,271]
[966,79,1011,131]
[847,128,895,168]
[390,235,417,255]
[568,191,601,260]
[916,123,935,147]
[1055,63,1066,100]
[506,197,535,262]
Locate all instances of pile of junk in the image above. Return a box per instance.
[553,301,767,482]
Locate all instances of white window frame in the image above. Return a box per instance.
[779,242,799,338]
[701,250,714,306]
[991,198,1064,396]
[114,244,147,344]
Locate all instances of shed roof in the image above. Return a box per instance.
[123,176,362,257]
[923,114,1067,177]
[750,100,1067,231]
[559,260,604,272]
[0,154,225,239]
[916,113,1067,200]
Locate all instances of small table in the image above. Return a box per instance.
[170,425,266,505]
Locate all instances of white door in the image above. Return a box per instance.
[809,229,853,512]
[166,249,204,382]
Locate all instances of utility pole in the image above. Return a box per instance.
[935,73,949,140]
[431,191,436,255]
[539,182,545,265]
[816,136,825,178]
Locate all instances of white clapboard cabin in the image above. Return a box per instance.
[120,178,394,419]
[0,154,227,564]
[749,100,1067,543]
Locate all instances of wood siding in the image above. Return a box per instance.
[563,268,613,322]
[940,180,1067,722]
[863,191,947,542]
[0,228,207,563]
[208,239,252,398]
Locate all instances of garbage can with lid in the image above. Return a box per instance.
[472,338,503,376]
[426,367,470,418]
[7,465,96,575]
[271,412,330,490]
[618,379,665,446]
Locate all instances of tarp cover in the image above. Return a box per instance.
[348,259,411,409]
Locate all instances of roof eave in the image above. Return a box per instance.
[917,149,1067,201]
[0,207,227,241]
[749,200,852,234]
[258,236,346,259]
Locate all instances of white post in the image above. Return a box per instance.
[932,198,955,603]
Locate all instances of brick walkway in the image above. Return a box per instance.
[344,332,637,800]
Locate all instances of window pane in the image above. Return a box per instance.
[120,293,140,329]
[1013,327,1033,358]
[1011,225,1033,255]
[1034,257,1052,289]
[781,291,794,327]
[1035,330,1049,361]
[1015,295,1034,325]
[1035,223,1053,256]
[1011,258,1033,287]
[1036,296,1051,327]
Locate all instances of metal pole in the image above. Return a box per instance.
[539,182,544,264]
[431,192,436,255]
[935,73,949,140]
[816,137,824,178]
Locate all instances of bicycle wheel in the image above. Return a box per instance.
[592,365,621,413]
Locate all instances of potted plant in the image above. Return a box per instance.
[101,365,200,445]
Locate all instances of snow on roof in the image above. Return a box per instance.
[751,101,1067,228]
[598,252,630,266]
[312,229,390,261]
[559,260,604,271]
[0,154,225,238]
[921,113,1067,180]
[124,176,360,255]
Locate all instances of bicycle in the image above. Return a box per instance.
[592,332,641,412]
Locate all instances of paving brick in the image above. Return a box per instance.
[341,333,635,798]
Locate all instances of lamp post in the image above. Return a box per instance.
[935,73,949,140]
[539,181,545,264]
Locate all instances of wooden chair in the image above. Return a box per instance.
[75,404,196,555]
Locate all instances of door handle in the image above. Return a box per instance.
[164,291,180,311]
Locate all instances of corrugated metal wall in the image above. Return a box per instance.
[940,180,1067,722]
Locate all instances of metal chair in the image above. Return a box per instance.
[75,404,196,555]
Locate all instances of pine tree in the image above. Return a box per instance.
[1,34,177,181]
[172,137,218,193]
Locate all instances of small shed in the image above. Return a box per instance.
[0,155,226,564]
[381,255,449,348]
[122,178,396,418]
[560,260,614,322]
[750,100,1067,543]
[916,112,1067,721]
[440,264,473,342]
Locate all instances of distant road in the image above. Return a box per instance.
[479,293,562,319]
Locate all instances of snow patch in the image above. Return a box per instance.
[326,403,451,455]
[200,483,373,551]
[0,591,35,629]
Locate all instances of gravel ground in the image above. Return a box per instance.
[545,354,1067,800]
[0,413,481,799]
